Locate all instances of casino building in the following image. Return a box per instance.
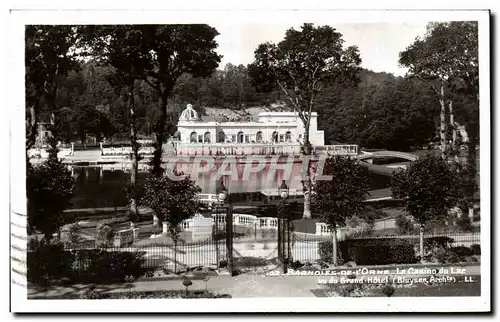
[175,104,325,146]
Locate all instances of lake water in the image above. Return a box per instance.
[69,163,392,210]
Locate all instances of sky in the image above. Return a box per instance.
[211,23,429,76]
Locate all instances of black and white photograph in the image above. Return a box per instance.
[7,6,491,313]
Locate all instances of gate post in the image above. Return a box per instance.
[277,207,283,272]
[226,205,234,276]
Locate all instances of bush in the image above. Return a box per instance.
[470,244,481,255]
[451,246,474,257]
[318,241,344,265]
[395,214,415,235]
[95,224,114,247]
[339,238,418,265]
[28,240,146,284]
[27,238,75,283]
[456,217,473,231]
[71,249,146,282]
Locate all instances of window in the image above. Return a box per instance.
[218,131,225,143]
[237,131,244,143]
[256,131,263,143]
[190,132,197,143]
[285,131,292,143]
[272,131,278,143]
[279,134,284,142]
[198,135,203,143]
[245,135,250,143]
[204,132,211,143]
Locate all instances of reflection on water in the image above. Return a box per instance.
[69,164,392,209]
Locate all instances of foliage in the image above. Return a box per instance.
[248,23,362,219]
[395,213,416,235]
[114,290,231,299]
[140,25,222,175]
[340,238,418,265]
[95,223,114,247]
[399,22,479,160]
[27,158,75,240]
[27,238,74,283]
[25,25,82,150]
[314,156,370,230]
[381,284,396,297]
[391,154,459,227]
[470,244,481,255]
[318,241,344,264]
[456,217,473,232]
[248,24,361,146]
[141,172,201,243]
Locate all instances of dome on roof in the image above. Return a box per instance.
[179,104,199,122]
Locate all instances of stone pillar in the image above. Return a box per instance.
[315,223,322,235]
[468,207,474,222]
[162,222,168,234]
[99,142,103,156]
[132,228,139,242]
[71,142,75,156]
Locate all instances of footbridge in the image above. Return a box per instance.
[357,150,418,162]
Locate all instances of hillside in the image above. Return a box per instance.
[202,104,292,122]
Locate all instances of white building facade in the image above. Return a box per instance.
[176,104,325,146]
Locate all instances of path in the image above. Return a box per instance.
[28,264,481,299]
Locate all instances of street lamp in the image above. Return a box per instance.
[277,180,289,274]
[278,180,289,200]
[216,179,228,203]
[215,177,233,276]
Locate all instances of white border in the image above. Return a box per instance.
[7,8,491,313]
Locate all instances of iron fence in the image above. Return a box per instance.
[288,231,481,264]
[57,230,481,273]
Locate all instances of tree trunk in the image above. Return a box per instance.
[332,225,338,266]
[152,92,168,176]
[302,125,312,219]
[129,82,139,217]
[26,104,38,150]
[419,225,424,263]
[174,239,177,274]
[439,95,447,160]
[448,100,460,164]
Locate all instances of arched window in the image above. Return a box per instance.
[272,131,278,143]
[190,131,197,143]
[217,130,226,143]
[204,132,211,144]
[285,131,292,143]
[237,131,244,143]
[256,131,263,143]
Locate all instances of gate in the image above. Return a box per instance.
[212,201,298,276]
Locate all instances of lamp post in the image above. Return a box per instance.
[216,177,234,276]
[277,180,289,274]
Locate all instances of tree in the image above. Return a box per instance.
[313,156,370,266]
[391,154,459,262]
[25,25,81,157]
[141,25,222,176]
[82,25,155,216]
[27,158,75,240]
[141,172,201,273]
[399,22,478,161]
[248,23,362,218]
[399,21,479,221]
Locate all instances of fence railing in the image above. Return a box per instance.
[58,230,480,273]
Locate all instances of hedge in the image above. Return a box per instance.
[27,240,145,284]
[319,238,417,266]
